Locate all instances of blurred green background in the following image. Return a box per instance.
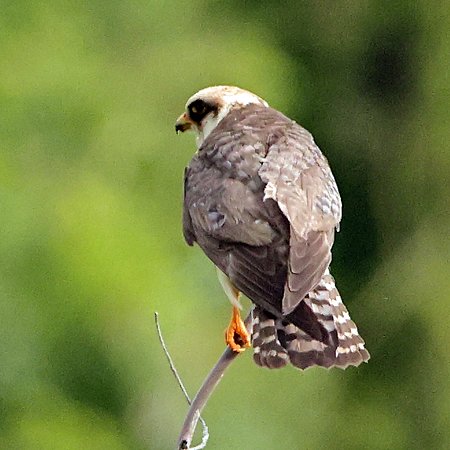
[1,1,449,449]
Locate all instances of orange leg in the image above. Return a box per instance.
[225,305,251,352]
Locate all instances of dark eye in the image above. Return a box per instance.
[190,101,205,115]
[188,99,212,122]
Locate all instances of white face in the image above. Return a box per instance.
[184,86,269,147]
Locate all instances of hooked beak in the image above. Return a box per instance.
[175,112,193,134]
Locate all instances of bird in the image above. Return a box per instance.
[175,86,369,370]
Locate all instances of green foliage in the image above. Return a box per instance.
[1,1,449,449]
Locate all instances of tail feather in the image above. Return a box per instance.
[252,270,370,370]
[252,309,289,369]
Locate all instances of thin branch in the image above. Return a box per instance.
[177,313,252,450]
[154,312,209,449]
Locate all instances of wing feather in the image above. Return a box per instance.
[182,167,196,246]
[259,120,342,314]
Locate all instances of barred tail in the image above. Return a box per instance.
[252,270,370,370]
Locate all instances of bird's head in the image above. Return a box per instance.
[175,86,268,148]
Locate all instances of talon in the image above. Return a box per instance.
[225,306,251,352]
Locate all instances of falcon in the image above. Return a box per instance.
[175,86,369,369]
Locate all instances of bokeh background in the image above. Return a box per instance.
[1,1,449,449]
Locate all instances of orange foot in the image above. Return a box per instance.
[225,306,251,352]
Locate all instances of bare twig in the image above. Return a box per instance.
[154,311,252,450]
[177,313,252,450]
[154,312,209,449]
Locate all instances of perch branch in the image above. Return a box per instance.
[154,312,209,449]
[154,311,252,450]
[177,312,252,450]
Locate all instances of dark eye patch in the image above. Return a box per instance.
[188,99,215,123]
